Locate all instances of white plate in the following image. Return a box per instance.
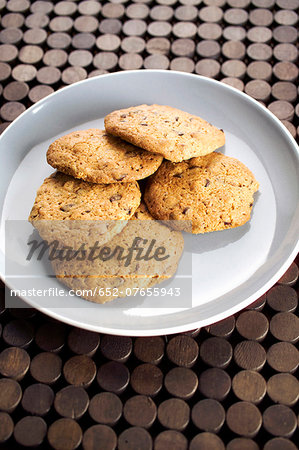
[0,71,298,336]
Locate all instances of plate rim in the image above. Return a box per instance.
[0,70,298,336]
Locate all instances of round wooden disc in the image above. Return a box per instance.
[83,425,117,450]
[78,1,102,15]
[68,49,93,67]
[93,52,118,70]
[278,262,298,286]
[147,21,172,37]
[7,0,30,13]
[62,66,87,84]
[247,26,273,43]
[268,100,294,120]
[266,342,298,373]
[63,355,96,387]
[170,57,195,73]
[234,340,266,371]
[198,23,222,40]
[264,438,298,450]
[25,13,49,28]
[74,16,98,33]
[54,1,77,16]
[173,22,197,38]
[43,49,68,67]
[227,402,262,437]
[206,315,235,338]
[197,40,221,59]
[273,43,298,62]
[232,370,266,403]
[0,27,23,45]
[144,54,170,69]
[224,8,248,25]
[100,335,132,362]
[30,352,62,384]
[247,43,272,61]
[200,336,233,368]
[199,367,231,400]
[97,361,130,394]
[221,60,246,78]
[99,19,122,35]
[72,33,96,50]
[270,312,299,343]
[22,383,54,416]
[36,322,66,352]
[267,286,297,312]
[263,405,297,437]
[96,34,121,52]
[150,5,173,20]
[0,62,11,81]
[146,37,170,54]
[196,59,221,77]
[191,399,225,432]
[14,416,47,447]
[249,8,273,26]
[48,418,82,450]
[166,335,199,367]
[157,398,190,431]
[124,395,157,428]
[2,319,33,347]
[121,37,145,53]
[267,373,299,406]
[190,433,225,450]
[0,346,30,380]
[275,9,298,26]
[126,3,149,19]
[118,427,152,450]
[23,28,47,45]
[123,19,147,36]
[175,5,197,21]
[227,438,259,450]
[30,1,53,14]
[154,430,188,450]
[164,367,198,399]
[245,294,267,311]
[118,53,143,70]
[1,12,25,28]
[0,412,14,443]
[130,363,163,396]
[199,5,223,22]
[273,26,298,44]
[0,44,18,63]
[272,82,297,102]
[172,39,195,57]
[54,386,89,419]
[48,32,72,49]
[88,392,122,425]
[49,16,73,32]
[67,327,100,356]
[0,378,22,412]
[102,3,125,19]
[236,311,269,340]
[247,61,272,80]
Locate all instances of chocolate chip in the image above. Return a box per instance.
[183,207,190,214]
[116,174,127,181]
[121,114,127,118]
[60,204,74,212]
[110,194,122,202]
[224,221,231,225]
[188,166,200,170]
[249,203,253,207]
[220,129,224,132]
[175,117,179,121]
[174,173,183,178]
[205,179,210,187]
[126,151,138,157]
[177,132,184,136]
[140,123,148,126]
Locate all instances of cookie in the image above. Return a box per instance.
[47,128,163,184]
[51,206,184,304]
[29,171,141,246]
[104,104,225,163]
[144,152,259,234]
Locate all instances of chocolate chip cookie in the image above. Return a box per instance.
[104,104,225,162]
[144,152,259,233]
[47,128,163,184]
[29,171,141,246]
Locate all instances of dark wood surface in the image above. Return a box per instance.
[0,0,298,448]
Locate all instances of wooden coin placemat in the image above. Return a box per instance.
[0,0,298,448]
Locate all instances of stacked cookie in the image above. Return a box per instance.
[29,104,259,304]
